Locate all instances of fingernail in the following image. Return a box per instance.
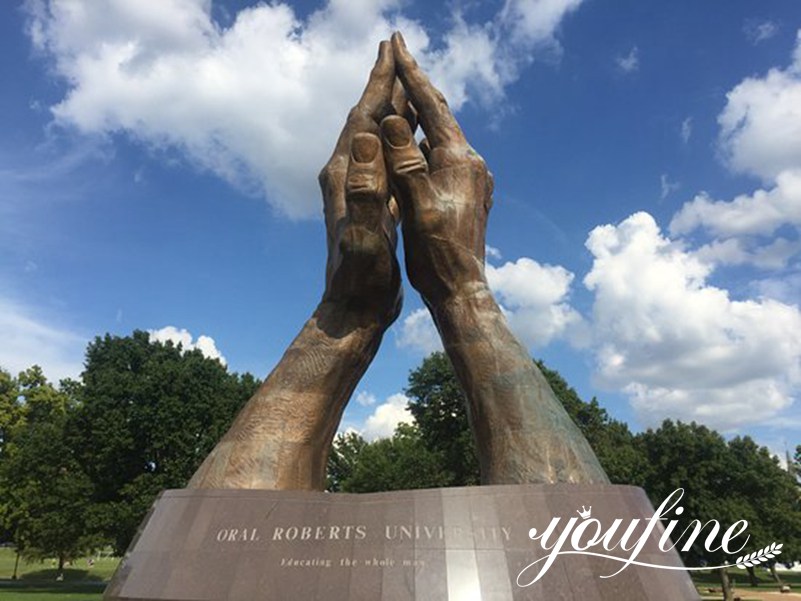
[393,31,407,49]
[382,116,412,148]
[351,134,379,163]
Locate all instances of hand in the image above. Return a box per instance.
[319,41,404,328]
[380,33,494,308]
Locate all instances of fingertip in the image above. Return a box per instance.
[351,132,380,164]
[378,39,390,61]
[375,39,393,73]
[391,31,406,50]
[391,32,412,65]
[381,115,414,149]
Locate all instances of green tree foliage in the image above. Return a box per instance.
[0,368,24,456]
[329,424,452,493]
[0,367,92,576]
[533,360,647,485]
[401,352,644,486]
[327,432,369,492]
[637,420,743,600]
[328,353,645,491]
[68,331,259,554]
[405,353,479,486]
[635,421,801,599]
[726,436,801,582]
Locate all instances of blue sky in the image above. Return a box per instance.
[1,0,800,453]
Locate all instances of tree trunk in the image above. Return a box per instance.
[745,565,759,586]
[57,555,65,580]
[12,550,20,580]
[718,567,734,601]
[768,562,782,584]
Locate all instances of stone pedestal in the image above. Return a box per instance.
[104,484,700,600]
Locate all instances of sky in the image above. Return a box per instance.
[1,0,800,455]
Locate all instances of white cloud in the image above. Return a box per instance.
[616,46,639,73]
[670,169,801,239]
[486,257,586,347]
[354,390,377,406]
[396,254,586,354]
[500,0,582,43]
[362,392,413,440]
[681,117,692,144]
[660,173,680,200]
[395,308,442,355]
[148,325,226,365]
[669,37,801,271]
[485,244,502,260]
[0,295,86,383]
[693,236,801,271]
[718,31,801,181]
[744,19,779,45]
[583,212,801,431]
[26,0,584,218]
[753,272,801,305]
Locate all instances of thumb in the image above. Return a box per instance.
[380,115,433,217]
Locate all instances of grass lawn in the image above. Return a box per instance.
[0,548,118,600]
[0,581,106,601]
[693,568,801,600]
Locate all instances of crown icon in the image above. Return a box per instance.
[577,505,592,519]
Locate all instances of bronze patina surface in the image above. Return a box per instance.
[105,485,699,601]
[189,33,607,492]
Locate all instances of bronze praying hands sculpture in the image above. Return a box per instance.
[189,33,608,491]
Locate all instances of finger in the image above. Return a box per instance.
[391,32,466,150]
[419,137,432,163]
[331,40,395,160]
[322,41,394,235]
[345,133,389,232]
[356,40,396,119]
[387,196,400,225]
[391,78,418,133]
[380,115,434,217]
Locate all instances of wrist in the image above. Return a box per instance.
[315,298,398,337]
[425,278,495,315]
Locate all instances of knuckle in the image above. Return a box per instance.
[346,173,379,196]
[394,157,428,177]
[318,165,332,187]
[465,146,487,168]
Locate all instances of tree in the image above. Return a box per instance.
[533,361,647,485]
[328,424,452,493]
[638,420,756,601]
[726,436,801,585]
[0,367,92,578]
[327,431,369,492]
[69,331,259,554]
[0,368,24,457]
[403,353,645,486]
[405,353,479,486]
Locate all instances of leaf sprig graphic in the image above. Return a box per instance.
[735,543,783,569]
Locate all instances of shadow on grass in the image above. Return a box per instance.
[17,568,105,583]
[0,579,106,593]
